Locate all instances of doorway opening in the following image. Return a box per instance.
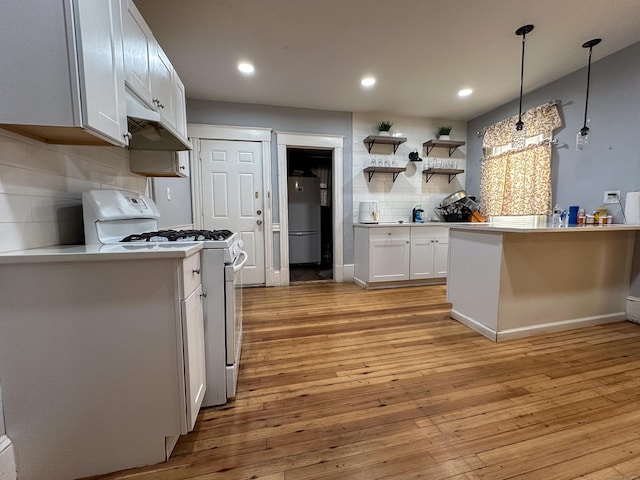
[287,147,333,283]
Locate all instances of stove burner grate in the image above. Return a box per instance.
[120,229,233,243]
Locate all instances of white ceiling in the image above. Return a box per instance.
[134,0,640,121]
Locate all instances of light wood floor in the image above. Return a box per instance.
[92,283,640,480]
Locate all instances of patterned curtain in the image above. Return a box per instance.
[479,103,562,216]
[480,143,552,216]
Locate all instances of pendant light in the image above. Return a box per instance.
[576,38,602,151]
[515,25,534,131]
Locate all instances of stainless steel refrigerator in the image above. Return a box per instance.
[288,177,321,264]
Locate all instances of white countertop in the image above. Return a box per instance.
[448,223,640,233]
[354,222,478,228]
[0,242,204,264]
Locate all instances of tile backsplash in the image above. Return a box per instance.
[352,112,467,223]
[0,130,146,253]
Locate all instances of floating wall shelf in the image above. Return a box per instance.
[423,140,465,157]
[363,135,407,154]
[423,168,464,184]
[364,166,406,182]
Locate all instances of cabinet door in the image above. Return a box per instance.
[73,0,127,146]
[410,238,436,279]
[181,285,206,432]
[369,239,410,282]
[153,45,177,130]
[122,0,154,107]
[173,73,188,138]
[433,237,449,277]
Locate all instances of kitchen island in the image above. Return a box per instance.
[447,223,640,341]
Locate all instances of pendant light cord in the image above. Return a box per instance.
[580,38,601,137]
[581,47,593,135]
[515,25,533,131]
[516,34,526,130]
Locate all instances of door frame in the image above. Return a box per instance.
[187,124,274,286]
[276,132,344,285]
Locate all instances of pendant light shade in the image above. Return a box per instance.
[515,25,534,131]
[576,38,601,150]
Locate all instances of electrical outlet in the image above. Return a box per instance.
[603,189,621,204]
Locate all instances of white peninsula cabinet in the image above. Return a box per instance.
[0,0,128,147]
[354,224,450,289]
[0,245,206,480]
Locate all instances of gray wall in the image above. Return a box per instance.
[466,41,640,296]
[186,100,355,264]
[466,41,640,219]
[151,176,193,229]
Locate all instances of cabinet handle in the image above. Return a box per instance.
[435,240,439,243]
[153,98,165,109]
[200,292,207,298]
[123,132,132,140]
[180,165,186,170]
[193,268,201,274]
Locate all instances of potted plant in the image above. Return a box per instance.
[437,125,452,140]
[377,120,393,136]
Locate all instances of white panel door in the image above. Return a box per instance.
[200,139,265,285]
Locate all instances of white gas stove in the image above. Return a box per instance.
[82,189,247,406]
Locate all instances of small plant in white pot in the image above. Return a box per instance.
[437,125,452,140]
[377,121,393,136]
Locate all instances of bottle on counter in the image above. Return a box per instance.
[552,204,562,227]
[594,206,608,223]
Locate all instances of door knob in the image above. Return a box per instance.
[257,219,262,225]
[256,210,262,215]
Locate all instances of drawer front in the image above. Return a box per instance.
[369,226,410,241]
[181,252,202,298]
[410,226,449,239]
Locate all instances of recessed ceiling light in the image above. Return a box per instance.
[238,62,255,74]
[361,77,376,87]
[458,88,473,97]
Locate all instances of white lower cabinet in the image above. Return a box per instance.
[369,232,411,282]
[0,250,206,480]
[354,225,449,288]
[410,227,449,279]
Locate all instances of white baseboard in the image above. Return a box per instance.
[450,309,498,341]
[450,310,626,342]
[0,436,17,480]
[496,313,627,341]
[627,296,640,323]
[342,264,354,283]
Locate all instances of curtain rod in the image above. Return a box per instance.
[476,99,561,137]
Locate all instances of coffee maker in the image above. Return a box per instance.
[412,205,424,223]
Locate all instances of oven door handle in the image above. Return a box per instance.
[233,250,249,272]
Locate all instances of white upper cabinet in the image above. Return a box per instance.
[153,45,178,131]
[122,0,190,149]
[122,0,154,108]
[0,0,128,147]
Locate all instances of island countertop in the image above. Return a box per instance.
[448,223,640,233]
